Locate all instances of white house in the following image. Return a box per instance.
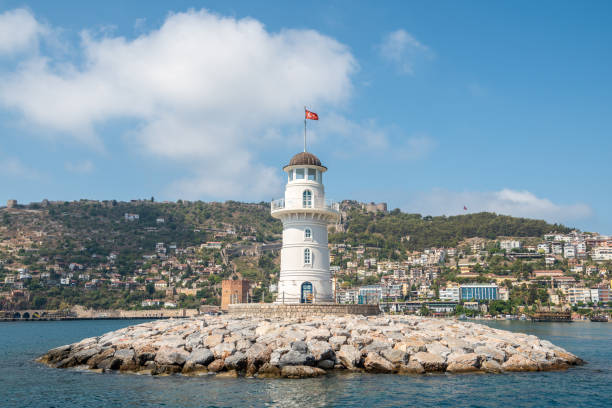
[500,240,521,251]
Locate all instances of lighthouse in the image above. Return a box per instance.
[271,151,340,303]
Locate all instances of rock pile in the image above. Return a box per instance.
[37,315,583,378]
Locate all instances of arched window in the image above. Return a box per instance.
[303,190,312,208]
[304,248,311,264]
[304,228,312,240]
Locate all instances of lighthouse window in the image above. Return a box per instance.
[316,170,322,183]
[288,170,294,181]
[308,168,316,181]
[303,190,312,208]
[304,248,311,264]
[295,168,305,179]
[304,228,312,240]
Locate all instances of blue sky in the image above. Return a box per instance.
[0,1,611,233]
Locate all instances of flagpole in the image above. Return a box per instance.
[304,106,307,152]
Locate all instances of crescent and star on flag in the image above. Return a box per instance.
[303,107,318,152]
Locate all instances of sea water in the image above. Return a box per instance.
[0,319,610,407]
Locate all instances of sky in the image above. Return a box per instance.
[0,0,611,233]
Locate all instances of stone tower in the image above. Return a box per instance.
[271,152,340,303]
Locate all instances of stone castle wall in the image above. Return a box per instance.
[227,303,380,318]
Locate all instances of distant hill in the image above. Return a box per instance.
[331,203,572,252]
[2,199,571,258]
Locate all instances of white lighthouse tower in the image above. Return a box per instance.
[271,151,340,303]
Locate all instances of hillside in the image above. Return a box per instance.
[334,204,571,251]
[0,199,572,310]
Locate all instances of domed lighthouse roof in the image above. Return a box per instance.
[283,151,327,171]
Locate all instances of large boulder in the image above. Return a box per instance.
[154,346,189,366]
[207,359,225,373]
[502,354,539,372]
[398,360,425,374]
[87,348,116,368]
[337,345,361,369]
[212,342,236,359]
[257,363,281,378]
[363,353,395,373]
[393,339,427,354]
[204,334,224,348]
[481,359,502,373]
[224,352,247,370]
[246,343,272,368]
[381,348,408,366]
[329,336,347,350]
[308,341,335,362]
[281,365,326,378]
[474,346,506,363]
[412,352,447,372]
[425,342,451,359]
[73,347,102,364]
[185,348,214,368]
[446,352,481,373]
[306,328,331,341]
[279,350,315,367]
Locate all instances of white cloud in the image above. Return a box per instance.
[1,156,39,179]
[0,9,357,199]
[406,188,593,224]
[0,8,46,55]
[64,159,93,173]
[378,29,431,74]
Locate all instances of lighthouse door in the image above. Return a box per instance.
[301,282,313,303]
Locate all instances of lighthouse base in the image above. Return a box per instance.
[227,303,380,318]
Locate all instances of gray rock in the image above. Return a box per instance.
[364,353,395,373]
[329,336,347,350]
[398,360,425,374]
[317,359,335,369]
[236,339,253,351]
[154,346,189,366]
[412,352,447,372]
[114,348,135,363]
[381,348,408,365]
[364,341,393,354]
[337,345,361,369]
[186,348,214,366]
[474,346,506,363]
[212,342,236,359]
[281,365,326,378]
[225,352,247,370]
[185,333,205,351]
[426,342,451,358]
[446,352,481,373]
[73,347,101,364]
[307,328,331,341]
[246,343,272,367]
[308,341,334,361]
[291,341,309,353]
[279,350,315,367]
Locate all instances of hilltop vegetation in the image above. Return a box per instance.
[332,204,570,255]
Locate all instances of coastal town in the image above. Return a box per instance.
[1,198,610,321]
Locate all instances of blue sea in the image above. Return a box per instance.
[0,319,610,407]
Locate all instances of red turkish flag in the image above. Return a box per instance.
[305,110,319,120]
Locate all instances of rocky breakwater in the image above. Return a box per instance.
[37,315,583,378]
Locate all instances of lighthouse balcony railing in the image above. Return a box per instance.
[271,198,339,212]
